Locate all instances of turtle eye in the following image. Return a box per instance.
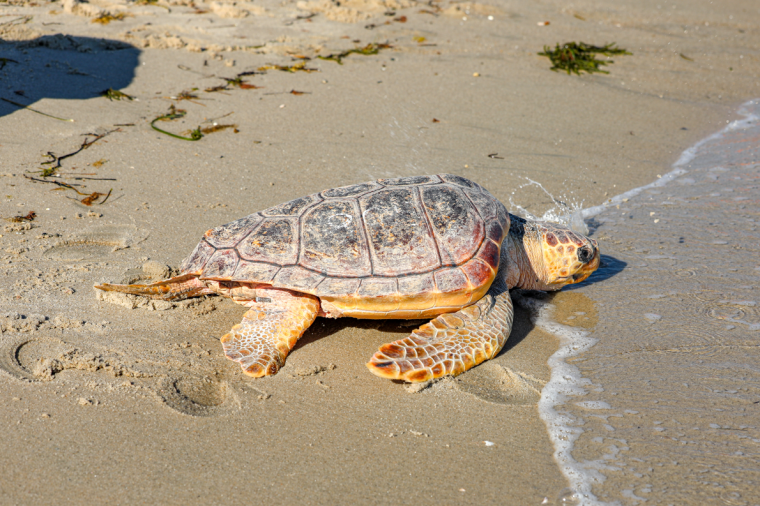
[577,246,593,263]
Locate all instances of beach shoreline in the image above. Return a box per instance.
[540,98,760,505]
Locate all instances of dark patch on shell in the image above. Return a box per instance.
[465,188,500,222]
[421,185,484,266]
[300,200,371,276]
[360,188,439,276]
[486,220,504,244]
[202,249,240,278]
[237,218,298,264]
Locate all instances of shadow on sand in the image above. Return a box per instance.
[291,253,625,385]
[563,253,626,291]
[0,35,139,119]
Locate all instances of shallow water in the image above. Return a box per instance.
[532,99,760,505]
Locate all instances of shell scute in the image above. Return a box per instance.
[273,266,325,291]
[463,188,498,222]
[377,175,441,186]
[355,278,401,312]
[485,220,505,244]
[317,277,362,296]
[180,239,215,274]
[300,199,371,277]
[397,273,436,297]
[439,174,478,189]
[201,248,240,279]
[237,218,298,264]
[261,194,321,217]
[232,261,280,283]
[204,213,262,248]
[434,267,469,294]
[475,240,500,269]
[421,185,484,266]
[360,188,440,276]
[460,259,493,287]
[321,182,381,198]
[358,278,398,298]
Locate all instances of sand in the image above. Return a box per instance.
[1,0,759,503]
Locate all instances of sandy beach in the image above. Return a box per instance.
[1,0,759,503]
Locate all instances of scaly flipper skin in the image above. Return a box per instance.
[220,289,320,377]
[95,274,212,301]
[366,278,514,382]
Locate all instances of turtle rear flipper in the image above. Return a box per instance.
[367,281,513,383]
[220,289,320,377]
[95,274,210,301]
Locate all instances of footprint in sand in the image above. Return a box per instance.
[0,335,238,416]
[453,362,544,405]
[43,224,148,261]
[0,335,70,381]
[158,377,237,417]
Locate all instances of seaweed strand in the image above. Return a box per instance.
[150,105,202,141]
[538,42,631,75]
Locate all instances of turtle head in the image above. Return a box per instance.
[503,214,600,291]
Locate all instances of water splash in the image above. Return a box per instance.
[508,177,589,235]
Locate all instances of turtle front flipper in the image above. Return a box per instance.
[221,289,320,377]
[367,281,514,383]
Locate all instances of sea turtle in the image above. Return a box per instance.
[95,174,599,382]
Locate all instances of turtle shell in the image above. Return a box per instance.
[180,174,509,318]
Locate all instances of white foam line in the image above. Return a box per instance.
[580,99,760,220]
[518,295,612,506]
[536,98,760,505]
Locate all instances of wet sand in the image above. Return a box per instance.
[533,100,760,505]
[1,0,759,503]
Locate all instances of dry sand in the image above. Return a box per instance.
[1,0,759,503]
